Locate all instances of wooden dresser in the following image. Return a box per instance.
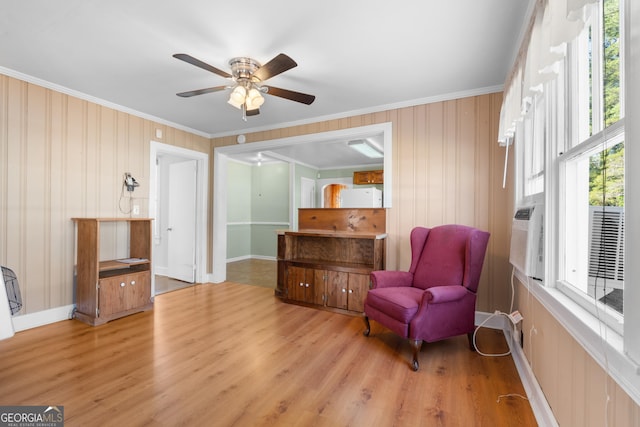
[276,208,386,315]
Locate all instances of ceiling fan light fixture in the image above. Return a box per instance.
[228,86,247,109]
[245,87,264,111]
[348,139,384,158]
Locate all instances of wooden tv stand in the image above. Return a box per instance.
[276,208,386,315]
[72,218,153,326]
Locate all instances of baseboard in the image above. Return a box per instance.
[226,255,276,263]
[11,304,75,332]
[476,310,558,427]
[505,328,559,427]
[154,266,168,276]
[226,255,252,263]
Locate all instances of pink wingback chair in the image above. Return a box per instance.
[363,224,490,371]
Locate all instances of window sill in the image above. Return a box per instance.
[514,270,640,406]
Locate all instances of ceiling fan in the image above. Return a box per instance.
[173,53,316,121]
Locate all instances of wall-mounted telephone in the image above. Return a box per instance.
[124,173,140,192]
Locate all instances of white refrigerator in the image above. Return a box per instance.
[339,188,383,208]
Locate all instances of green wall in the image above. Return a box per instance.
[226,161,382,260]
[227,161,289,260]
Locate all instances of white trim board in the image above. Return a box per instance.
[11,304,75,332]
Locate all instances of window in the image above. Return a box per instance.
[556,0,624,330]
[523,93,546,197]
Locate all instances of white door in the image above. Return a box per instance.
[167,160,197,282]
[300,177,316,208]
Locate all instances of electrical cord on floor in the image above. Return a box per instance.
[497,393,528,403]
[473,310,513,357]
[473,267,517,357]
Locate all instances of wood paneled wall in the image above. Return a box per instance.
[212,92,514,313]
[0,74,210,313]
[514,279,640,426]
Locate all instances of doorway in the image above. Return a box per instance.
[300,177,316,208]
[212,123,393,283]
[149,141,209,295]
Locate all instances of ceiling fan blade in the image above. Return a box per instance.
[246,108,260,116]
[176,86,227,97]
[173,53,232,79]
[264,86,316,105]
[253,53,297,81]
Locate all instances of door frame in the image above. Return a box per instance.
[212,122,393,283]
[149,141,209,292]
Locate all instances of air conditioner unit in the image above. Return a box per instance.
[588,206,624,301]
[509,202,544,280]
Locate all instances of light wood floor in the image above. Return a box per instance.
[155,259,277,295]
[0,281,537,426]
[226,258,277,289]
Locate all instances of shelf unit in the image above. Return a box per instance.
[72,218,153,326]
[276,208,386,315]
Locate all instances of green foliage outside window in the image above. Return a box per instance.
[590,0,623,208]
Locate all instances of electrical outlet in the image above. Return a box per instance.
[133,205,140,215]
[508,310,523,325]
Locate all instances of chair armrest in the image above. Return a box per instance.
[370,271,413,289]
[423,285,470,304]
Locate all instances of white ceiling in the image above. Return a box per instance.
[0,0,532,168]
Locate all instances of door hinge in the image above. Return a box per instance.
[96,308,100,317]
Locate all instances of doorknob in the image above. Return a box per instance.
[167,227,173,231]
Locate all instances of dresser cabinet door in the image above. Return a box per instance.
[98,277,127,317]
[325,271,368,312]
[286,265,326,305]
[98,271,151,317]
[125,271,151,310]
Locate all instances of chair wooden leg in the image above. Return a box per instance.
[467,332,476,351]
[363,316,371,337]
[410,339,423,371]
